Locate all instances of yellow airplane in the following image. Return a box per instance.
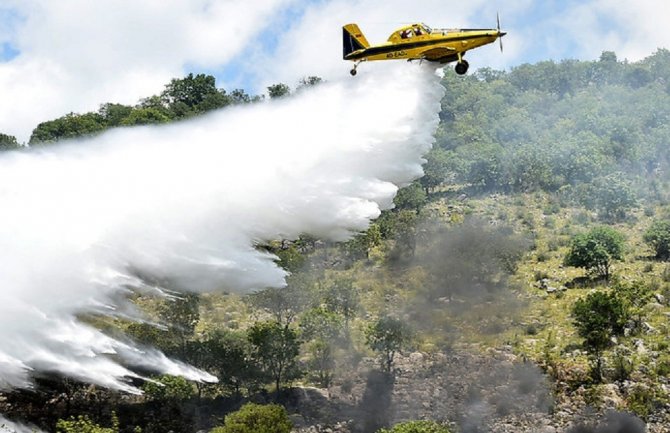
[343,16,506,76]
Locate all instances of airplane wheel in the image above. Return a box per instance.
[350,69,357,76]
[455,60,469,75]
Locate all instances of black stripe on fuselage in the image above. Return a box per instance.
[345,33,489,60]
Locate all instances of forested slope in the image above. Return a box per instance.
[2,50,670,432]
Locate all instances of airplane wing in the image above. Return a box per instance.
[421,46,456,61]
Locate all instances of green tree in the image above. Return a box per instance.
[97,103,133,126]
[160,73,226,116]
[588,173,638,221]
[393,182,427,212]
[643,220,670,260]
[120,107,171,126]
[614,281,653,334]
[247,273,312,326]
[0,133,20,150]
[296,76,323,91]
[365,316,412,373]
[377,420,451,433]
[247,321,301,393]
[572,290,629,381]
[267,83,290,99]
[158,293,200,357]
[199,330,255,396]
[56,413,119,433]
[323,278,360,331]
[211,403,292,433]
[343,224,382,260]
[564,226,625,280]
[142,374,195,401]
[29,112,106,144]
[299,307,344,387]
[420,147,450,194]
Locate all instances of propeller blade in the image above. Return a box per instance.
[497,12,504,53]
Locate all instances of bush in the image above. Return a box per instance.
[564,226,625,280]
[643,220,670,260]
[377,420,451,433]
[142,375,195,401]
[211,403,292,433]
[56,414,119,433]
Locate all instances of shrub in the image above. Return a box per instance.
[564,226,625,280]
[643,220,670,260]
[142,375,195,401]
[377,420,451,433]
[56,414,119,433]
[211,403,292,433]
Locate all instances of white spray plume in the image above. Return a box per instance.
[0,416,44,433]
[0,63,444,392]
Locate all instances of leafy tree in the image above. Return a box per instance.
[306,339,336,388]
[614,281,653,334]
[160,73,225,116]
[229,89,253,104]
[125,322,172,352]
[365,316,412,373]
[158,293,200,357]
[142,374,195,401]
[198,330,255,396]
[343,224,382,260]
[0,133,20,150]
[97,103,133,126]
[56,413,119,433]
[377,420,451,433]
[394,182,427,212]
[273,243,306,273]
[643,220,670,260]
[267,83,290,99]
[572,291,629,381]
[564,226,625,280]
[323,278,359,330]
[300,308,343,387]
[300,307,344,342]
[247,321,301,393]
[247,273,312,326]
[420,147,450,194]
[297,76,323,91]
[120,107,171,126]
[211,403,292,433]
[587,173,638,221]
[29,112,106,144]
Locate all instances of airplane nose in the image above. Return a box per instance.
[499,31,507,37]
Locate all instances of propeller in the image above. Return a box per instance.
[497,12,506,53]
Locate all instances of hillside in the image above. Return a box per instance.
[2,50,670,433]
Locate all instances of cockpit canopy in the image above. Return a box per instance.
[388,23,432,42]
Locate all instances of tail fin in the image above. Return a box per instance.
[343,24,370,59]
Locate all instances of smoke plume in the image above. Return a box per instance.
[0,64,444,392]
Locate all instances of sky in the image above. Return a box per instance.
[0,0,668,143]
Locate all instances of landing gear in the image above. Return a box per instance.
[350,60,363,77]
[455,60,469,75]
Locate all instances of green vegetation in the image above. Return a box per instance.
[56,414,121,433]
[5,49,670,430]
[210,403,292,433]
[563,226,625,280]
[644,220,670,260]
[377,420,451,433]
[365,315,413,373]
[572,291,628,381]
